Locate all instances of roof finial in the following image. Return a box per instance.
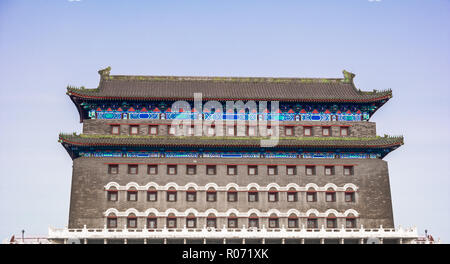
[98,66,111,78]
[342,70,355,83]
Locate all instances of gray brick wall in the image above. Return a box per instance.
[82,119,376,138]
[68,157,394,229]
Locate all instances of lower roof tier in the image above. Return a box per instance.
[59,134,403,159]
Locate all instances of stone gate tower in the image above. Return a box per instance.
[49,67,417,244]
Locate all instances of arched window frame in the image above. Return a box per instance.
[248,214,259,228]
[206,188,217,202]
[268,214,279,228]
[186,214,197,228]
[107,213,117,228]
[107,187,118,202]
[167,187,177,202]
[147,213,157,229]
[206,214,217,228]
[167,214,177,228]
[248,188,258,202]
[127,213,137,229]
[127,187,138,201]
[287,214,299,228]
[227,188,238,202]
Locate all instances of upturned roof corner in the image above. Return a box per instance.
[98,66,111,78]
[342,70,355,83]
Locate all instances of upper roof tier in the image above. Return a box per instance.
[67,67,392,103]
[58,134,403,159]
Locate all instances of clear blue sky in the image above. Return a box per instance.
[0,0,449,242]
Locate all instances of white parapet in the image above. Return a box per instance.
[48,225,419,242]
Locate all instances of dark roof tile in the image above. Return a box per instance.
[67,69,392,102]
[59,134,403,149]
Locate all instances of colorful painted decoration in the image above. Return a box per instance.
[78,151,379,159]
[302,153,336,159]
[90,105,368,122]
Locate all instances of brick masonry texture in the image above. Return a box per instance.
[82,119,377,138]
[68,157,394,229]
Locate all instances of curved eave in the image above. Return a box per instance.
[68,94,86,123]
[369,94,393,118]
[59,135,403,160]
[67,90,393,104]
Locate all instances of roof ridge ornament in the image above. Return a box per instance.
[98,66,111,78]
[342,70,355,83]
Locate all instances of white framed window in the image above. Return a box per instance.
[187,165,196,175]
[128,165,138,174]
[149,125,158,135]
[167,165,177,175]
[268,192,278,202]
[107,191,118,201]
[307,192,316,202]
[107,217,117,228]
[207,165,216,175]
[287,192,297,202]
[207,126,215,136]
[288,218,298,228]
[249,218,259,228]
[227,126,235,136]
[148,165,157,175]
[307,218,317,229]
[345,192,355,202]
[346,218,356,228]
[127,191,137,201]
[207,218,216,228]
[169,126,176,135]
[111,125,120,135]
[227,192,237,202]
[227,165,237,175]
[267,126,273,136]
[167,218,176,228]
[268,166,277,175]
[187,126,194,135]
[127,218,137,228]
[285,126,294,136]
[167,192,177,202]
[287,166,296,175]
[207,192,217,202]
[341,127,349,136]
[304,126,312,136]
[248,126,256,136]
[228,218,238,228]
[248,166,257,175]
[326,192,336,202]
[306,166,315,176]
[130,125,139,135]
[147,191,157,202]
[108,164,119,174]
[269,218,279,228]
[147,218,157,228]
[327,218,337,228]
[187,218,196,228]
[248,192,258,202]
[344,166,354,176]
[186,192,196,202]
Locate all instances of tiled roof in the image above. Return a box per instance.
[59,134,403,149]
[66,68,392,102]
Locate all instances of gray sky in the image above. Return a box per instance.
[0,0,449,242]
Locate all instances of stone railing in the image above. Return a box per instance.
[48,224,418,240]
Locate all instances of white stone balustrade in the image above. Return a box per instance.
[48,225,418,241]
